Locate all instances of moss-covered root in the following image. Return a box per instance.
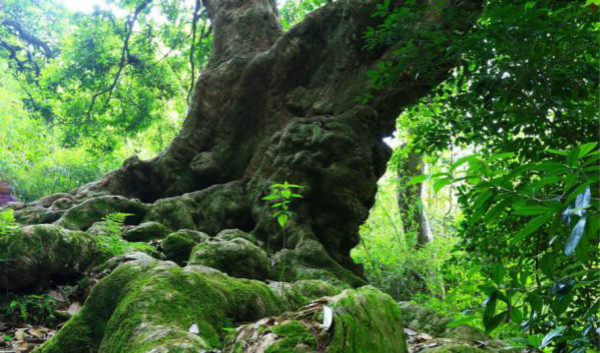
[34,259,340,353]
[225,286,408,353]
[0,224,98,290]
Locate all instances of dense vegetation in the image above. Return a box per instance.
[0,0,598,352]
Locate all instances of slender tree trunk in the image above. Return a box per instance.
[398,151,433,247]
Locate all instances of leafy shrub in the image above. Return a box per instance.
[426,143,599,351]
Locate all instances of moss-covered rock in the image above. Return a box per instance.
[56,195,147,231]
[0,224,99,290]
[189,238,269,279]
[123,221,171,242]
[397,301,488,343]
[161,230,210,265]
[268,279,343,310]
[398,301,452,336]
[217,228,259,245]
[34,259,338,353]
[225,286,408,353]
[269,240,365,287]
[12,204,62,225]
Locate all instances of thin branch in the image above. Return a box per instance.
[84,0,153,132]
[187,3,205,104]
[103,0,153,108]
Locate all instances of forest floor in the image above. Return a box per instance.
[0,279,459,353]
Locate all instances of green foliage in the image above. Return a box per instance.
[352,174,481,312]
[0,0,214,199]
[370,0,598,158]
[0,210,17,237]
[422,143,599,350]
[96,212,156,257]
[4,294,59,326]
[279,0,327,30]
[262,182,303,229]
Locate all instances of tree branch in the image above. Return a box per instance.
[1,19,56,59]
[84,0,153,131]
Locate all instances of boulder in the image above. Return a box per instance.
[0,224,99,290]
[122,221,171,242]
[161,230,210,265]
[189,238,269,280]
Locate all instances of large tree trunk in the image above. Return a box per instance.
[2,0,481,351]
[13,0,476,281]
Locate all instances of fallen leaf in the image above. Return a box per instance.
[189,324,199,334]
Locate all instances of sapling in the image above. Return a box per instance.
[262,181,303,295]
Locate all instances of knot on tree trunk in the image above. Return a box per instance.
[205,0,282,63]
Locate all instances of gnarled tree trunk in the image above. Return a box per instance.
[2,0,481,351]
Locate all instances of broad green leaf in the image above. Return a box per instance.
[546,148,567,156]
[485,197,512,222]
[512,214,553,243]
[433,178,453,193]
[488,152,515,161]
[577,142,597,158]
[528,292,543,314]
[277,214,289,228]
[539,326,566,349]
[490,264,506,285]
[565,216,587,256]
[407,174,427,186]
[524,1,536,10]
[485,311,507,333]
[451,155,478,171]
[447,315,478,328]
[513,205,555,216]
[472,189,494,210]
[509,307,523,323]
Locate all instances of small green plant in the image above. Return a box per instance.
[96,212,156,257]
[262,182,303,295]
[262,182,303,229]
[5,294,59,326]
[0,210,17,237]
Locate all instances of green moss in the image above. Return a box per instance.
[326,286,408,353]
[271,280,343,310]
[265,321,316,353]
[161,230,209,265]
[56,196,147,230]
[216,229,258,245]
[189,238,269,279]
[34,259,284,353]
[123,221,171,242]
[0,224,99,290]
